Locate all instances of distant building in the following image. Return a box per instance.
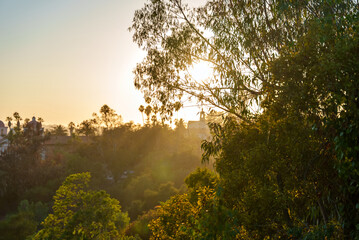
[187,110,210,140]
[42,135,91,161]
[0,120,9,153]
[24,117,44,136]
[0,121,8,136]
[0,116,44,154]
[0,116,96,164]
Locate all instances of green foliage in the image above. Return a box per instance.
[17,200,49,224]
[34,172,129,240]
[149,187,239,240]
[0,113,50,213]
[126,209,158,239]
[0,200,49,240]
[76,119,97,136]
[200,112,343,238]
[185,168,217,190]
[288,223,343,240]
[185,168,218,203]
[69,123,202,220]
[149,193,196,239]
[49,125,67,136]
[0,211,37,240]
[131,0,359,238]
[94,104,123,131]
[120,235,142,240]
[0,106,204,239]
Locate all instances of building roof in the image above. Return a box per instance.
[45,136,72,145]
[25,117,42,131]
[44,136,92,145]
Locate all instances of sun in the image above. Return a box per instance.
[188,60,213,83]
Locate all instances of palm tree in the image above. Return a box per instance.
[138,105,145,125]
[68,122,75,136]
[50,125,68,136]
[6,117,12,129]
[37,117,44,123]
[144,105,152,125]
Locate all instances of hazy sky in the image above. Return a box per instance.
[0,0,205,125]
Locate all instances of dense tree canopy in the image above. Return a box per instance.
[0,108,205,239]
[34,172,129,240]
[131,0,358,119]
[132,0,359,238]
[1,0,358,239]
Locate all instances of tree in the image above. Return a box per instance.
[93,104,122,131]
[6,117,12,129]
[34,172,129,240]
[0,210,37,240]
[11,112,22,132]
[144,105,152,125]
[68,122,75,136]
[125,209,158,239]
[138,105,145,125]
[0,200,49,240]
[37,117,44,123]
[50,125,67,136]
[149,193,196,239]
[131,0,358,119]
[76,119,97,136]
[149,187,239,240]
[130,0,286,120]
[132,0,358,238]
[264,2,359,237]
[13,112,21,122]
[23,118,30,127]
[0,113,48,213]
[184,168,218,203]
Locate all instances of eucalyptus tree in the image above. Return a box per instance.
[131,0,325,120]
[131,0,359,238]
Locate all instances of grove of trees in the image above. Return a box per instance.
[0,107,206,239]
[130,0,359,239]
[1,0,358,239]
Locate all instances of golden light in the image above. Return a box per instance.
[188,60,213,83]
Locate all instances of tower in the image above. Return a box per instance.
[0,120,8,137]
[24,116,43,136]
[199,109,205,122]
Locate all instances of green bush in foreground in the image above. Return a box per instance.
[33,172,129,240]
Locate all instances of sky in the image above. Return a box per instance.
[0,0,206,126]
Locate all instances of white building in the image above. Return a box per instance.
[0,117,44,154]
[187,110,210,140]
[0,120,9,153]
